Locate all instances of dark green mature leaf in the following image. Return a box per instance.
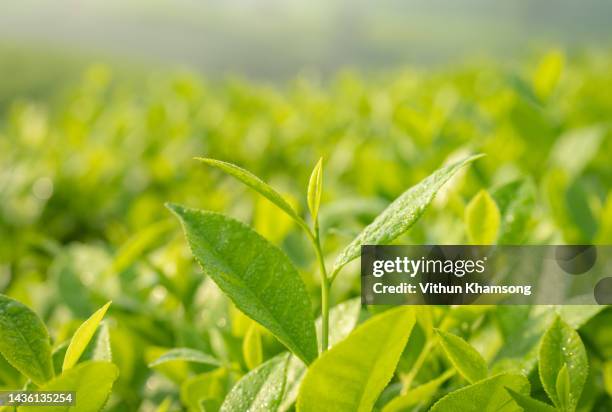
[0,294,54,385]
[297,307,415,412]
[63,301,111,371]
[436,329,488,383]
[538,317,588,411]
[429,373,530,412]
[19,361,119,412]
[506,388,556,412]
[196,158,308,230]
[220,353,290,412]
[167,204,318,364]
[149,348,221,368]
[332,155,482,274]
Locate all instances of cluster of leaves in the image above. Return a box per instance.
[0,50,611,411]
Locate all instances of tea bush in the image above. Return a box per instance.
[0,50,611,411]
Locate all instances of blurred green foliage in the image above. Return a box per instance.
[0,50,611,410]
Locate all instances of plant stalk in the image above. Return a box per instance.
[311,222,330,353]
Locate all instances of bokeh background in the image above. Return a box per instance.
[1,1,611,410]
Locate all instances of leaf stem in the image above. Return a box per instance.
[311,222,330,353]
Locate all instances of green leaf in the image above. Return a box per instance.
[220,353,290,412]
[181,368,227,412]
[332,155,482,274]
[149,348,221,368]
[243,323,263,370]
[492,179,535,244]
[167,204,318,364]
[506,387,557,412]
[307,157,323,224]
[18,361,119,412]
[533,50,564,100]
[430,373,530,412]
[436,329,488,383]
[465,189,501,244]
[0,294,54,385]
[555,364,571,412]
[196,158,308,230]
[280,298,362,412]
[106,219,174,276]
[297,307,415,412]
[604,361,612,396]
[382,370,454,412]
[81,322,112,362]
[63,301,111,371]
[538,317,588,411]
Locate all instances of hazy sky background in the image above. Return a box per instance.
[1,0,612,78]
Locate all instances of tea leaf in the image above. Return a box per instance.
[243,323,263,370]
[492,179,535,244]
[604,362,612,396]
[63,301,111,371]
[0,294,54,385]
[382,370,454,412]
[81,322,112,362]
[297,307,415,412]
[196,158,308,230]
[18,361,119,412]
[220,353,290,412]
[429,373,530,412]
[505,387,556,412]
[280,298,362,412]
[465,189,500,244]
[538,317,588,411]
[307,157,323,224]
[181,368,227,412]
[556,363,571,411]
[167,204,318,364]
[436,329,487,383]
[332,155,482,275]
[533,50,564,100]
[149,348,221,368]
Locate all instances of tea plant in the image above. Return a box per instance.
[1,50,611,411]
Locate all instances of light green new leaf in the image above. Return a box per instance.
[332,155,482,275]
[149,348,221,368]
[220,353,290,412]
[82,322,112,362]
[307,157,323,224]
[382,370,454,412]
[297,307,415,412]
[106,219,174,276]
[556,364,571,411]
[19,361,119,412]
[436,329,488,383]
[280,298,362,412]
[604,361,612,396]
[0,294,54,385]
[63,301,111,371]
[181,368,227,412]
[538,317,588,411]
[167,204,318,364]
[465,189,501,244]
[196,158,308,230]
[506,388,556,412]
[533,50,564,100]
[243,323,263,370]
[430,373,530,412]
